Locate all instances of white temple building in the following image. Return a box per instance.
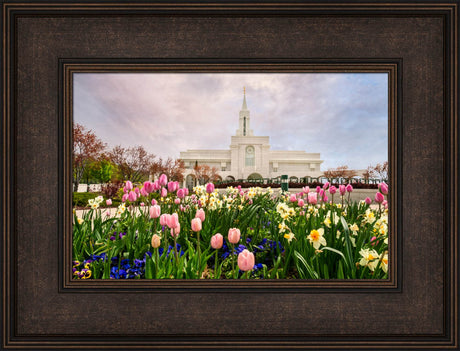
[180,89,323,187]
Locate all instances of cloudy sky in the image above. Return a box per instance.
[74,73,388,170]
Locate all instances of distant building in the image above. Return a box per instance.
[180,89,323,188]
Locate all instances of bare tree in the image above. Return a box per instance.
[73,123,106,192]
[150,157,186,182]
[365,161,388,182]
[108,145,155,183]
[193,164,220,185]
[323,165,357,182]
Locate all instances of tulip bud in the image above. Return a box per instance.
[151,234,161,248]
[346,184,353,193]
[375,192,385,203]
[125,180,133,191]
[159,174,168,186]
[323,182,330,190]
[160,214,169,226]
[177,188,185,199]
[228,228,241,244]
[339,185,346,196]
[191,217,202,232]
[308,192,318,205]
[329,186,337,195]
[297,199,305,207]
[206,183,215,194]
[195,208,205,222]
[211,233,223,249]
[237,249,255,271]
[161,188,167,198]
[122,193,128,202]
[149,205,161,219]
[379,182,388,195]
[167,213,179,229]
[128,191,137,202]
[365,197,372,205]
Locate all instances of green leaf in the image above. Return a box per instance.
[294,250,319,279]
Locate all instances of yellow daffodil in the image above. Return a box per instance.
[77,217,84,225]
[284,232,295,242]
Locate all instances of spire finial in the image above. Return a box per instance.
[241,87,248,110]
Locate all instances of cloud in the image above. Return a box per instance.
[74,73,388,170]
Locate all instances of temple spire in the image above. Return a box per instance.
[241,87,248,110]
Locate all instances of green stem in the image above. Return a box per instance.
[173,233,178,264]
[155,248,159,279]
[214,250,219,279]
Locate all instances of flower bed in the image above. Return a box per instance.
[73,177,389,279]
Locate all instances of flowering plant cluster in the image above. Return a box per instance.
[73,175,389,279]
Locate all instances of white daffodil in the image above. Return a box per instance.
[358,248,380,271]
[307,228,327,250]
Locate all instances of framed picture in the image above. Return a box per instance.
[67,65,395,286]
[2,1,458,349]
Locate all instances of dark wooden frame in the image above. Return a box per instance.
[2,1,458,349]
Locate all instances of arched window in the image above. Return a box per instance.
[245,146,255,166]
[243,117,246,136]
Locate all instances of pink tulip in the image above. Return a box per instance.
[329,186,337,195]
[206,183,215,194]
[123,186,128,193]
[140,187,148,197]
[239,191,244,197]
[122,193,128,202]
[160,214,169,226]
[346,184,353,193]
[379,182,388,195]
[298,199,305,207]
[167,181,176,193]
[134,187,140,195]
[152,180,160,191]
[319,189,324,197]
[375,192,385,203]
[323,182,330,190]
[191,217,202,232]
[302,186,310,194]
[323,195,329,202]
[174,198,181,205]
[308,192,317,205]
[140,202,145,207]
[289,194,297,202]
[339,185,346,196]
[211,233,223,249]
[151,198,157,206]
[382,200,388,209]
[184,188,189,196]
[370,236,379,246]
[149,205,161,219]
[161,188,167,198]
[125,180,133,191]
[237,249,255,271]
[365,197,372,205]
[177,188,185,199]
[106,199,112,206]
[128,190,137,202]
[167,213,179,229]
[159,174,168,186]
[228,228,241,244]
[172,222,181,237]
[144,181,154,193]
[195,208,205,222]
[316,186,321,193]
